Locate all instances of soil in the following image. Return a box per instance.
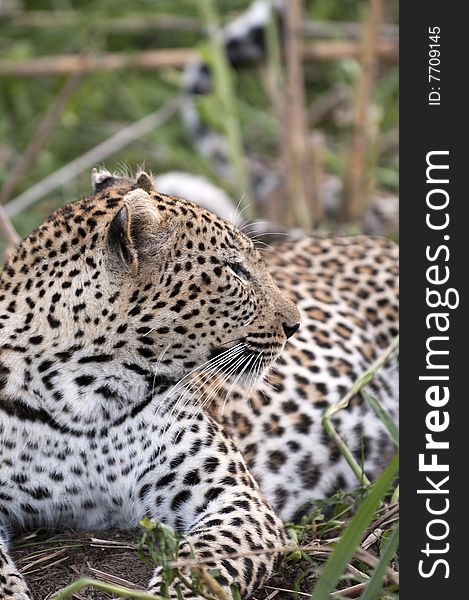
[12,529,154,600]
[12,529,313,600]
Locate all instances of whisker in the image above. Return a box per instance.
[220,354,256,418]
[243,352,264,399]
[158,345,244,419]
[159,367,234,447]
[247,231,289,239]
[150,343,244,430]
[159,342,243,402]
[185,348,248,411]
[239,219,270,232]
[147,341,175,402]
[186,352,251,427]
[153,344,246,442]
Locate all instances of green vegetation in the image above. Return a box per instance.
[0,0,398,245]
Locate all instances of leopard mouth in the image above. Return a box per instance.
[208,344,255,375]
[207,341,281,383]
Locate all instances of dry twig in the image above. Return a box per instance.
[0,40,398,78]
[7,11,202,32]
[88,568,140,590]
[6,12,399,40]
[0,49,197,76]
[302,20,398,41]
[0,72,81,206]
[331,582,368,597]
[20,549,68,573]
[5,101,178,218]
[0,204,20,244]
[302,39,397,62]
[362,504,399,542]
[263,586,311,598]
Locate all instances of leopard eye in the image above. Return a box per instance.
[227,262,251,280]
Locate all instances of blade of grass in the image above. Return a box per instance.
[362,390,399,448]
[310,454,399,600]
[360,524,399,600]
[50,577,163,599]
[198,0,252,217]
[391,484,399,505]
[322,335,399,486]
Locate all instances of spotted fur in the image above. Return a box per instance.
[207,235,399,521]
[0,170,398,598]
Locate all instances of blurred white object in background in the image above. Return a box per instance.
[154,171,242,225]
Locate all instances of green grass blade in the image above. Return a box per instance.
[50,577,163,599]
[362,390,399,448]
[198,0,252,215]
[361,524,399,600]
[310,454,399,600]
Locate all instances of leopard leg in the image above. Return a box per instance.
[148,491,285,599]
[0,529,31,600]
[141,411,285,599]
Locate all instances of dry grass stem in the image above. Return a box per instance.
[342,0,384,221]
[0,73,81,206]
[0,41,398,78]
[302,39,397,62]
[0,49,197,76]
[283,0,313,229]
[0,204,20,247]
[330,582,368,597]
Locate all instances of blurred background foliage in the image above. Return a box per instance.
[0,0,398,250]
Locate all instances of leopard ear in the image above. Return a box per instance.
[107,188,161,274]
[91,168,117,192]
[135,171,156,193]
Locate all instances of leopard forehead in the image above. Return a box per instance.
[0,178,262,317]
[13,181,254,262]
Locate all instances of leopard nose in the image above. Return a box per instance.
[282,321,300,339]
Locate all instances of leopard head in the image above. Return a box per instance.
[0,170,299,415]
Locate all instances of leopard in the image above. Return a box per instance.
[0,169,398,599]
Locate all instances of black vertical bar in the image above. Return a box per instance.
[401,3,466,597]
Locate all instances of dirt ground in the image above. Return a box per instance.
[12,529,153,600]
[12,528,314,600]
